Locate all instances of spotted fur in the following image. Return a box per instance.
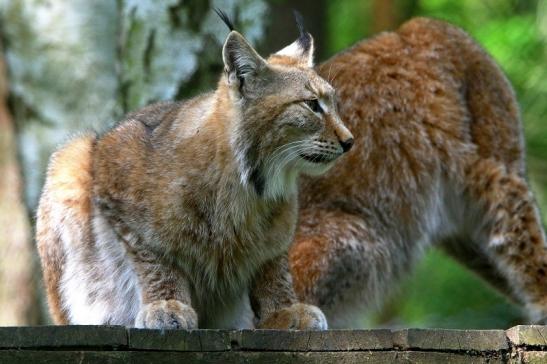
[289,17,547,327]
[36,25,353,329]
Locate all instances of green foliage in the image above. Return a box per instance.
[326,0,371,55]
[326,0,547,328]
[368,250,522,329]
[415,0,547,164]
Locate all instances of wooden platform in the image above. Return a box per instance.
[0,325,545,363]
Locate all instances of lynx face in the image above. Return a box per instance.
[223,27,353,197]
[265,69,353,177]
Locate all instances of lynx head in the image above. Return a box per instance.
[218,10,353,199]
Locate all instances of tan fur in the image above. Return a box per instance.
[36,134,96,324]
[36,29,352,329]
[289,17,547,327]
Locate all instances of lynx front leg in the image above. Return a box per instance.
[289,209,408,328]
[132,250,197,329]
[250,255,328,330]
[466,159,547,322]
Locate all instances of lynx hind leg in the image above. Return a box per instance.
[466,158,547,322]
[289,209,401,328]
[36,134,96,324]
[36,207,68,324]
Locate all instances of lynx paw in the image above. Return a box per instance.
[135,299,197,330]
[258,303,328,330]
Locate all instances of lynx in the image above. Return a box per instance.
[36,14,353,329]
[290,17,547,327]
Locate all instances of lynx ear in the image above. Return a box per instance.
[275,11,314,67]
[222,31,266,91]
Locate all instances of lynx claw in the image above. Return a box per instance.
[135,299,198,330]
[258,303,328,330]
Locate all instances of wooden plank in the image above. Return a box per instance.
[521,351,547,364]
[128,329,230,351]
[0,326,127,349]
[0,350,504,364]
[507,325,547,347]
[0,350,128,364]
[231,329,393,351]
[393,328,509,351]
[0,325,545,364]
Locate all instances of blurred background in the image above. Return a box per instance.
[0,0,545,327]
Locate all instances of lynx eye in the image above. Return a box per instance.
[304,99,323,114]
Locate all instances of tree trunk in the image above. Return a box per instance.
[0,0,268,324]
[0,46,38,325]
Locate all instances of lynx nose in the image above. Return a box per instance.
[340,138,354,153]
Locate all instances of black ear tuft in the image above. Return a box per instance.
[215,8,235,31]
[222,31,266,92]
[293,10,312,52]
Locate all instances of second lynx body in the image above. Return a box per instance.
[290,17,547,327]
